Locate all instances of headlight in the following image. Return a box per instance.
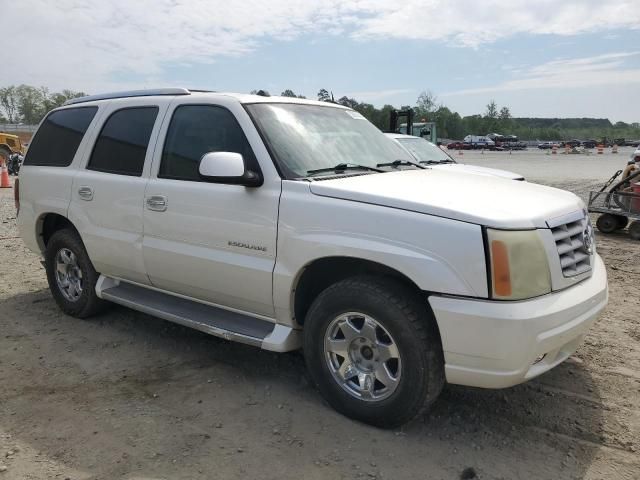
[486,229,551,300]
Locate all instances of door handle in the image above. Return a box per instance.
[78,186,94,201]
[146,195,168,212]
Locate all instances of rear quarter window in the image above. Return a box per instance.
[23,107,98,167]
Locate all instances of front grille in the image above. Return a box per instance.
[550,215,592,277]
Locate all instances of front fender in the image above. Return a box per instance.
[273,182,488,325]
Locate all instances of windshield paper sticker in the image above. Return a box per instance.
[345,110,366,120]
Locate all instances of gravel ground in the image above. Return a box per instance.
[0,162,639,479]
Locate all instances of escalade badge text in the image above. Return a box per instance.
[228,241,267,252]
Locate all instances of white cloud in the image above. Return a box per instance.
[442,52,640,96]
[4,0,640,91]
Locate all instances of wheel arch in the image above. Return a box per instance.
[36,213,80,252]
[292,256,436,329]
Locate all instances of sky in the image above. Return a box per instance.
[4,0,640,122]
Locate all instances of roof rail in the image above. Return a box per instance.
[63,88,192,106]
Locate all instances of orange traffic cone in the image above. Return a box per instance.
[0,159,11,189]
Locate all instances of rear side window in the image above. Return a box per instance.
[23,107,98,167]
[87,107,159,176]
[159,105,258,181]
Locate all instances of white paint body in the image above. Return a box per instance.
[17,92,608,389]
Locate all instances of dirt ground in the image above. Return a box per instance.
[1,161,639,479]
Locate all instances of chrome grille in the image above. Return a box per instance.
[550,215,592,277]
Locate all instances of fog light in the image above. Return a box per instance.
[532,354,546,365]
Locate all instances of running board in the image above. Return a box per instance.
[95,276,301,352]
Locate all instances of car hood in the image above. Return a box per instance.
[430,163,524,180]
[308,169,584,229]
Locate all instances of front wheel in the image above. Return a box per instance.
[303,276,444,428]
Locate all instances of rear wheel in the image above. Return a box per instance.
[45,229,106,318]
[630,221,640,241]
[596,213,618,233]
[303,276,444,428]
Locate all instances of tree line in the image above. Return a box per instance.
[0,85,86,124]
[3,84,640,142]
[264,88,640,141]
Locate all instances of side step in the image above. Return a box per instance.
[95,276,301,352]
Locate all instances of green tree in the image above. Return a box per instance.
[498,106,512,132]
[280,89,306,99]
[0,86,19,123]
[317,89,331,102]
[337,96,359,109]
[415,90,438,120]
[16,85,46,124]
[483,100,499,133]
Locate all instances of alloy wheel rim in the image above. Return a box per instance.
[324,312,401,402]
[54,248,83,302]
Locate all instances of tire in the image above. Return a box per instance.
[596,214,618,234]
[0,146,10,163]
[303,275,444,428]
[45,228,107,318]
[614,215,629,230]
[630,221,640,241]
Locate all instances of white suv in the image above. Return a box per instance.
[17,89,608,427]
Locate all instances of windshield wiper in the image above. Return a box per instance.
[420,159,456,165]
[377,159,425,169]
[306,163,384,176]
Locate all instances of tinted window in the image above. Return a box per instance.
[159,105,258,181]
[88,107,158,176]
[24,107,97,167]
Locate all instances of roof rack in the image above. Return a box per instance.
[63,88,193,106]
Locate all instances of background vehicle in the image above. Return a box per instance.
[487,133,527,150]
[388,107,438,144]
[17,89,607,428]
[446,141,472,150]
[0,132,26,161]
[537,141,558,149]
[386,133,524,180]
[589,167,640,240]
[463,135,495,149]
[8,152,23,175]
[560,139,582,148]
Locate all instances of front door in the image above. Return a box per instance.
[142,99,280,317]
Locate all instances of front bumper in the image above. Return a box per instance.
[428,254,608,388]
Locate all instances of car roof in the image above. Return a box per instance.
[62,88,346,109]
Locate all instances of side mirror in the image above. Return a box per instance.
[198,152,262,187]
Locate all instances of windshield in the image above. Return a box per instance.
[246,103,412,178]
[395,137,454,163]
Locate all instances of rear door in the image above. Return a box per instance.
[68,98,168,285]
[141,96,281,317]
